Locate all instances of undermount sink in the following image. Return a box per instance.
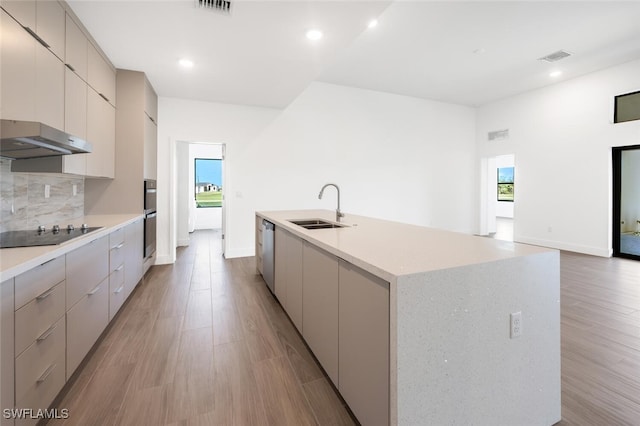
[289,219,346,230]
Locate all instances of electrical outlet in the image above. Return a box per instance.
[510,312,522,339]
[73,184,77,196]
[44,184,50,199]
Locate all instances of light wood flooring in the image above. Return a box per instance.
[47,230,640,425]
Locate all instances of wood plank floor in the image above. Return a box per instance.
[46,231,640,425]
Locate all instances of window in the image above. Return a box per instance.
[194,158,222,208]
[497,167,514,202]
[614,90,640,124]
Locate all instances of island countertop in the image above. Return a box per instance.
[257,209,554,282]
[0,214,143,282]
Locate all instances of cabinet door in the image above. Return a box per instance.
[144,76,158,123]
[339,261,390,426]
[64,68,87,139]
[285,232,303,332]
[35,0,64,60]
[0,0,36,30]
[143,114,157,180]
[86,88,115,178]
[66,235,109,308]
[274,226,287,303]
[0,9,36,122]
[302,242,339,385]
[64,13,87,80]
[1,279,15,426]
[35,43,64,130]
[87,42,115,106]
[66,277,108,379]
[124,219,144,297]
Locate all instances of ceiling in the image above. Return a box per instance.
[69,1,640,110]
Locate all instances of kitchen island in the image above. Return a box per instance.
[256,210,560,426]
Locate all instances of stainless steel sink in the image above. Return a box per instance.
[289,219,346,230]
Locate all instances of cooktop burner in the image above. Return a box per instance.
[0,225,102,249]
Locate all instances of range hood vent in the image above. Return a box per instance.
[538,50,571,63]
[196,0,231,15]
[0,120,92,160]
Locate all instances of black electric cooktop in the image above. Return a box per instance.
[0,226,102,249]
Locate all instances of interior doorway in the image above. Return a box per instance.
[175,141,226,256]
[480,154,515,241]
[613,145,640,260]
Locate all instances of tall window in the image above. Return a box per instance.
[194,158,222,208]
[497,167,514,202]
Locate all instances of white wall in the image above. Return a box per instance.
[158,82,476,261]
[477,58,640,256]
[189,143,223,231]
[235,82,477,252]
[621,149,640,233]
[157,97,282,263]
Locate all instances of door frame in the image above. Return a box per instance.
[612,144,640,260]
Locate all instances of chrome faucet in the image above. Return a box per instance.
[318,183,344,222]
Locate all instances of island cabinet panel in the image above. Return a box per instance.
[302,242,339,385]
[274,227,287,304]
[1,279,15,426]
[338,260,390,426]
[274,227,304,332]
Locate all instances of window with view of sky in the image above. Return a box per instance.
[195,158,222,208]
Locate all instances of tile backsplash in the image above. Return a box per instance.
[0,158,85,232]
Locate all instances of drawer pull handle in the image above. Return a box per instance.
[37,364,56,384]
[36,287,56,301]
[115,265,124,272]
[112,243,124,250]
[87,285,101,296]
[114,286,124,294]
[40,258,56,266]
[37,324,57,342]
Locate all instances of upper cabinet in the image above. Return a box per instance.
[86,88,115,178]
[88,43,116,107]
[144,76,158,123]
[35,43,64,130]
[0,9,37,122]
[64,13,87,80]
[1,0,65,60]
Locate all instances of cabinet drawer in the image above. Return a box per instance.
[15,256,65,310]
[66,278,109,379]
[110,231,125,272]
[15,281,65,357]
[109,267,126,321]
[66,235,109,308]
[15,316,65,412]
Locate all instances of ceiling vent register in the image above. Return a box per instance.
[197,0,231,15]
[488,129,509,141]
[538,50,571,63]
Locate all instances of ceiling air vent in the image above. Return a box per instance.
[488,129,509,141]
[196,0,231,15]
[538,50,571,63]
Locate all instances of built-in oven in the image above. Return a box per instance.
[144,179,157,258]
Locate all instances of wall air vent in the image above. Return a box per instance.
[488,129,509,141]
[196,0,231,15]
[538,50,571,63]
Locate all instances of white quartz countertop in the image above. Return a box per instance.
[0,214,143,281]
[257,210,555,282]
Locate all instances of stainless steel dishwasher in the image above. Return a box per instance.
[261,219,275,293]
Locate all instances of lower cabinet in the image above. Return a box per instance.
[66,277,109,377]
[124,218,144,299]
[302,242,339,385]
[274,227,303,332]
[339,261,390,426]
[1,279,15,426]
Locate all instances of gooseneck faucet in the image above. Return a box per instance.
[318,183,344,222]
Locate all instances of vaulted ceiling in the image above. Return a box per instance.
[69,0,640,109]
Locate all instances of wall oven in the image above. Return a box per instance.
[144,179,157,258]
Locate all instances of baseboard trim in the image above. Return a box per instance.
[516,236,611,257]
[177,239,190,247]
[154,254,175,265]
[224,247,255,259]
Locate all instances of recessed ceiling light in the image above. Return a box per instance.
[179,58,194,68]
[368,19,378,29]
[549,70,562,78]
[306,29,323,41]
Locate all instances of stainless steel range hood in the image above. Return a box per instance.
[1,119,92,160]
